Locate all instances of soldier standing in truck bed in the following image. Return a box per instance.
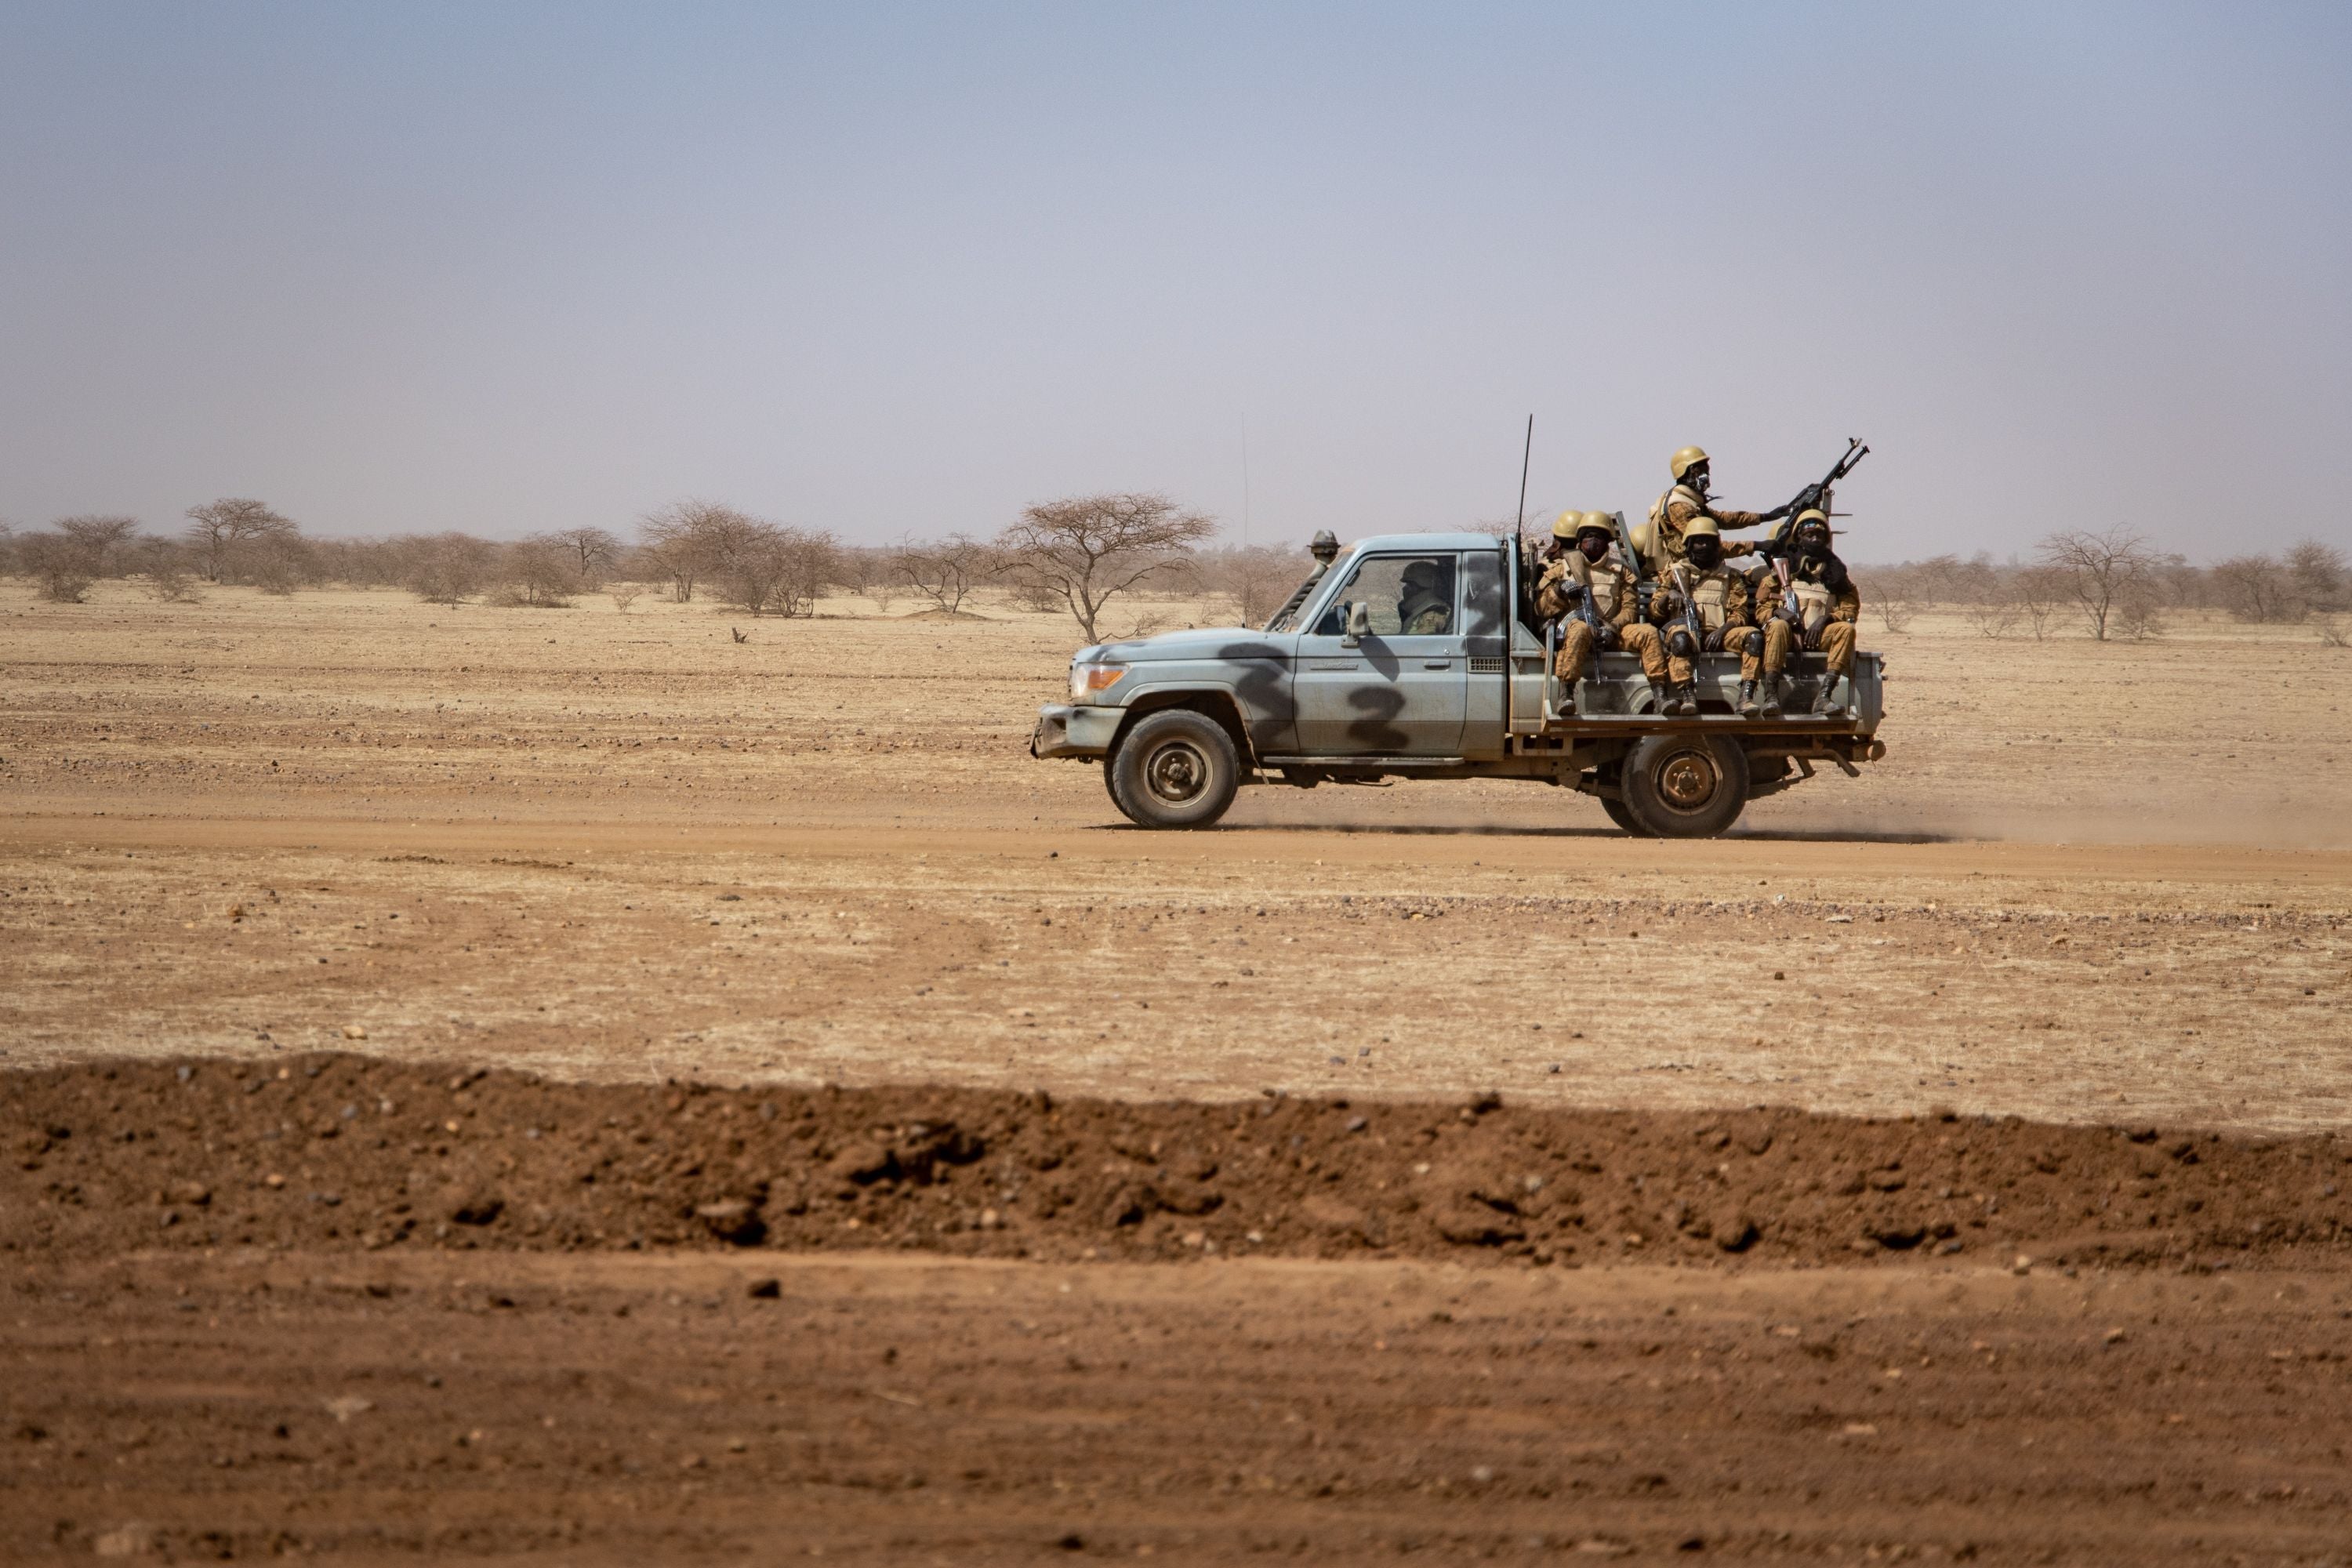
[1642,446,1790,570]
[1758,510,1862,717]
[1534,512,1662,716]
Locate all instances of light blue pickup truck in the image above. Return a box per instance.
[1030,531,1885,837]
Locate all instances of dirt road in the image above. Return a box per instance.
[6,582,2348,1562]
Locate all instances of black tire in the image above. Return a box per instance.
[1599,794,1651,836]
[1619,732,1751,838]
[1107,709,1240,829]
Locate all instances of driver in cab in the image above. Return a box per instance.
[1398,559,1454,634]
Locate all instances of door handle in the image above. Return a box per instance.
[1422,659,1453,669]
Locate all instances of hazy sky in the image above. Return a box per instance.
[3,2,2347,560]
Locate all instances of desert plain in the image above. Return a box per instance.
[6,579,2352,1563]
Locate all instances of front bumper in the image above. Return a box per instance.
[1029,703,1124,760]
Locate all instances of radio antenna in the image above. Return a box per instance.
[1514,413,1533,546]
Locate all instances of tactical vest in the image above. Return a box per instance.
[1690,572,1732,633]
[1585,559,1629,620]
[1791,578,1835,637]
[1646,485,1706,550]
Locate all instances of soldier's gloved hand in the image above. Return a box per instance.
[1704,629,1726,652]
[1595,624,1618,652]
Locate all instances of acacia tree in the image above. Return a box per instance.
[2034,525,2161,641]
[892,532,996,613]
[996,492,1214,642]
[543,526,622,587]
[183,499,296,583]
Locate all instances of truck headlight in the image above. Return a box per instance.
[1070,662,1127,700]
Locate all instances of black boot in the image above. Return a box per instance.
[1759,675,1783,717]
[1809,674,1838,717]
[1737,680,1759,717]
[1646,677,1672,716]
[1670,682,1698,717]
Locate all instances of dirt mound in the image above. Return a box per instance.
[9,1056,2349,1270]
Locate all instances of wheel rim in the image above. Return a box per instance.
[1653,746,1720,812]
[1143,739,1212,805]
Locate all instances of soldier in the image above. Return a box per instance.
[1534,512,1659,715]
[1642,445,1789,570]
[1644,517,1759,716]
[1398,558,1454,633]
[1756,509,1860,716]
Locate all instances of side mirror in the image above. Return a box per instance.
[1341,601,1370,648]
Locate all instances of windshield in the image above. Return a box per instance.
[1262,546,1354,633]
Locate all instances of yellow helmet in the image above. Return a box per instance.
[1578,510,1611,535]
[1681,516,1720,540]
[1669,445,1710,481]
[1551,510,1581,539]
[1791,507,1829,530]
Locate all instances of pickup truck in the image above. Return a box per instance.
[1029,531,1885,836]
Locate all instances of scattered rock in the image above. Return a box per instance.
[694,1200,767,1246]
[746,1277,782,1299]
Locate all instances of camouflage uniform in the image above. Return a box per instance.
[1757,557,1860,677]
[1646,560,1756,685]
[1645,484,1773,569]
[1534,550,1660,681]
[1399,592,1451,634]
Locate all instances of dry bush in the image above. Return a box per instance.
[543,527,622,589]
[239,534,314,595]
[405,533,499,606]
[834,545,899,611]
[2211,554,2303,623]
[1197,544,1306,627]
[18,532,95,603]
[721,524,837,618]
[996,492,1215,642]
[57,515,140,578]
[2036,526,2162,641]
[1875,598,1917,633]
[2317,617,2348,649]
[608,583,644,612]
[183,499,296,583]
[1966,603,2020,638]
[494,536,586,608]
[892,532,996,614]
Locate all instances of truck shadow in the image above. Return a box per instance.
[1096,822,1957,844]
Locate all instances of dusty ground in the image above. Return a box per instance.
[4,575,2349,1560]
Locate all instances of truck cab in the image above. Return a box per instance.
[1030,532,1885,836]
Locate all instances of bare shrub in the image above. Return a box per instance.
[142,561,205,603]
[405,532,499,606]
[608,583,644,612]
[57,515,141,578]
[18,532,95,603]
[2013,566,2066,641]
[2288,539,2348,615]
[240,532,314,595]
[638,500,738,603]
[495,536,586,608]
[2114,591,2166,641]
[2211,554,2302,622]
[2035,526,2161,641]
[893,533,996,614]
[1966,602,2020,638]
[543,527,622,589]
[1197,543,1304,627]
[996,492,1215,643]
[2316,617,2348,649]
[834,545,899,611]
[184,499,296,583]
[1875,598,1917,633]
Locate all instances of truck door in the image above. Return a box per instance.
[1291,552,1469,755]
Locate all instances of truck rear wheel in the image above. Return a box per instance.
[1600,795,1651,836]
[1108,710,1240,829]
[1620,732,1750,838]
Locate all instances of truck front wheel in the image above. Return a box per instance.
[1108,710,1240,829]
[1620,733,1750,838]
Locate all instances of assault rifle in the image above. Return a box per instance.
[1766,437,1869,557]
[1566,549,1610,648]
[1665,561,1707,656]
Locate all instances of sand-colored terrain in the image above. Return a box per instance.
[5,575,2350,1561]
